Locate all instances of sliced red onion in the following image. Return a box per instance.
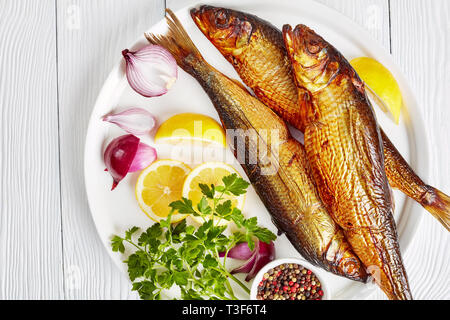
[104,134,157,190]
[103,108,156,135]
[230,254,257,275]
[244,241,275,281]
[223,241,275,281]
[122,45,178,97]
[128,142,157,172]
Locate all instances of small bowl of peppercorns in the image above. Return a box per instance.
[250,258,330,300]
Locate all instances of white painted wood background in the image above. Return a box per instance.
[0,0,448,300]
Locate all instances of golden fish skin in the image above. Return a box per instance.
[191,5,303,129]
[283,24,412,300]
[381,131,450,230]
[190,5,450,231]
[146,9,368,282]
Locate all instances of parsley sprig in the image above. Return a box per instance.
[111,174,276,300]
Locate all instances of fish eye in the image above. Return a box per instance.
[307,39,321,54]
[214,9,230,28]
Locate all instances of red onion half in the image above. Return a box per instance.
[104,134,157,190]
[222,241,275,281]
[122,45,178,97]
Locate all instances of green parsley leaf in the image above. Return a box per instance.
[203,254,218,268]
[251,226,277,244]
[111,173,277,301]
[125,226,140,240]
[138,223,162,246]
[216,200,232,218]
[197,196,212,216]
[111,236,125,253]
[199,183,215,199]
[173,271,189,286]
[169,198,196,215]
[222,174,250,196]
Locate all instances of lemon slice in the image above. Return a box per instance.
[350,57,403,124]
[135,160,191,223]
[182,162,246,225]
[155,113,226,146]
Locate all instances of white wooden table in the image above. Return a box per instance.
[0,0,448,300]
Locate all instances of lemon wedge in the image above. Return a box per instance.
[350,57,403,124]
[155,113,226,146]
[182,162,246,226]
[135,160,191,223]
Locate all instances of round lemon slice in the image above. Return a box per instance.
[135,160,191,223]
[155,113,226,147]
[350,57,403,124]
[182,162,246,226]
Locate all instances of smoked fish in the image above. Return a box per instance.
[191,5,450,231]
[146,10,368,282]
[283,24,411,300]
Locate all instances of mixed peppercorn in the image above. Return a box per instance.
[256,263,324,300]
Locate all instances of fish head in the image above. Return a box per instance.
[282,24,341,93]
[191,6,254,57]
[325,231,369,282]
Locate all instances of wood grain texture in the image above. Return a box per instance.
[316,0,390,50]
[390,0,450,300]
[56,0,164,299]
[0,0,63,299]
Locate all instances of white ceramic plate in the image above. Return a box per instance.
[84,0,427,300]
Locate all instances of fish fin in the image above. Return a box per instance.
[145,9,204,71]
[422,187,450,231]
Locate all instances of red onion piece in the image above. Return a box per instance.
[122,45,178,97]
[128,142,157,172]
[225,241,275,281]
[103,108,156,135]
[104,135,140,190]
[219,242,254,260]
[244,241,275,281]
[104,135,157,190]
[230,254,257,274]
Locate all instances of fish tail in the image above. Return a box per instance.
[421,186,450,231]
[145,9,205,72]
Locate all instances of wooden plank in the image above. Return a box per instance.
[316,0,390,50]
[0,0,63,299]
[390,0,450,300]
[56,0,165,299]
